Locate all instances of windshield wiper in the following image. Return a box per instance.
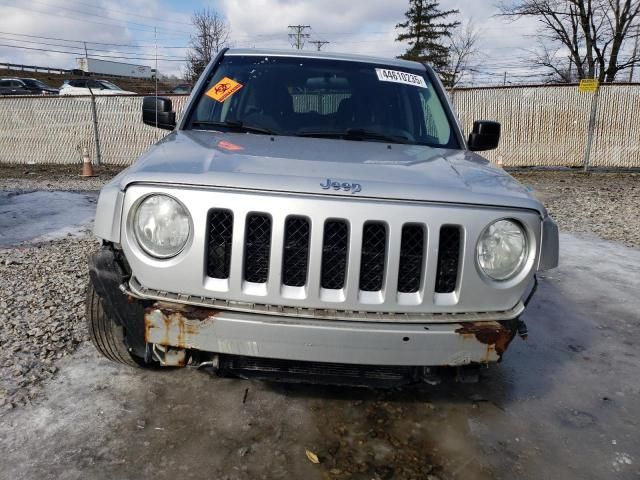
[296,128,410,144]
[192,120,275,135]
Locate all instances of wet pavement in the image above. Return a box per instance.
[0,190,97,247]
[0,232,638,480]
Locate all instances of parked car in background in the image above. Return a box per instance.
[59,79,136,96]
[0,78,59,95]
[168,83,193,94]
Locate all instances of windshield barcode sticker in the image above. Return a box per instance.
[375,69,427,88]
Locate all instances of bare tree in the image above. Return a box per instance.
[447,21,480,88]
[185,8,230,82]
[499,0,640,83]
[532,42,582,83]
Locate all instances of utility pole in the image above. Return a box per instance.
[288,25,311,50]
[309,40,329,51]
[84,41,102,166]
[154,26,158,129]
[503,71,507,86]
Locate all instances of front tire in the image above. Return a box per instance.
[86,282,148,367]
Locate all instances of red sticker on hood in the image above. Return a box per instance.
[217,140,244,151]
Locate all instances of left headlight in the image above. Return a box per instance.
[476,219,528,281]
[133,194,191,259]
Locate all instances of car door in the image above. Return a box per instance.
[11,80,29,95]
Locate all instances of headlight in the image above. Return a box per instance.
[476,219,528,281]
[133,194,191,258]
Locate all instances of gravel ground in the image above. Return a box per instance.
[511,170,640,249]
[0,164,120,192]
[0,239,97,413]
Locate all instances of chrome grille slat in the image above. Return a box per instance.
[382,222,403,302]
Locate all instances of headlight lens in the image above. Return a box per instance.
[476,219,528,281]
[133,194,190,258]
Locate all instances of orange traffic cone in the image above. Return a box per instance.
[81,147,96,177]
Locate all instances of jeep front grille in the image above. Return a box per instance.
[206,211,461,299]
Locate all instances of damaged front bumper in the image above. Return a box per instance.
[89,245,524,372]
[144,302,518,367]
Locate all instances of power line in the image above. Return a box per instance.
[288,25,311,50]
[0,35,185,58]
[0,42,185,62]
[0,30,188,49]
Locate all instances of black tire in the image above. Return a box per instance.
[86,282,147,368]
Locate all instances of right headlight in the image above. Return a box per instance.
[133,194,191,259]
[476,219,528,281]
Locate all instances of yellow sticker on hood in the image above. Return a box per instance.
[206,77,243,102]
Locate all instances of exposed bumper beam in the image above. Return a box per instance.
[144,303,516,367]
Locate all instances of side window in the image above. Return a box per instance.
[419,88,452,145]
[0,80,10,88]
[11,80,24,88]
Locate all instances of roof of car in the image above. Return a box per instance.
[225,48,427,71]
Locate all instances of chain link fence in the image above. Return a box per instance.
[451,84,640,168]
[0,85,638,168]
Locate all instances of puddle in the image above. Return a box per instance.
[0,190,98,247]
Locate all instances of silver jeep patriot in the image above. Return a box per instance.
[88,48,559,385]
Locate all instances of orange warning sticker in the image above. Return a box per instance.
[206,77,243,102]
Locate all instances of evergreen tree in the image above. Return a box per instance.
[396,0,460,79]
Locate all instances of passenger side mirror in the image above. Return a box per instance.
[468,120,501,151]
[143,96,176,130]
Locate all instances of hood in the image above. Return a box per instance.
[115,130,546,215]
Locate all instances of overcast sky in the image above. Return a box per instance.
[0,0,542,84]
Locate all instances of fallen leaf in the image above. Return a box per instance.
[305,449,320,464]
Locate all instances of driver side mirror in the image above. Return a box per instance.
[468,120,501,151]
[143,96,176,130]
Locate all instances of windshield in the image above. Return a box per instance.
[23,79,50,89]
[98,81,122,91]
[187,55,457,148]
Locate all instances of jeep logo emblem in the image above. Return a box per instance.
[320,178,362,194]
